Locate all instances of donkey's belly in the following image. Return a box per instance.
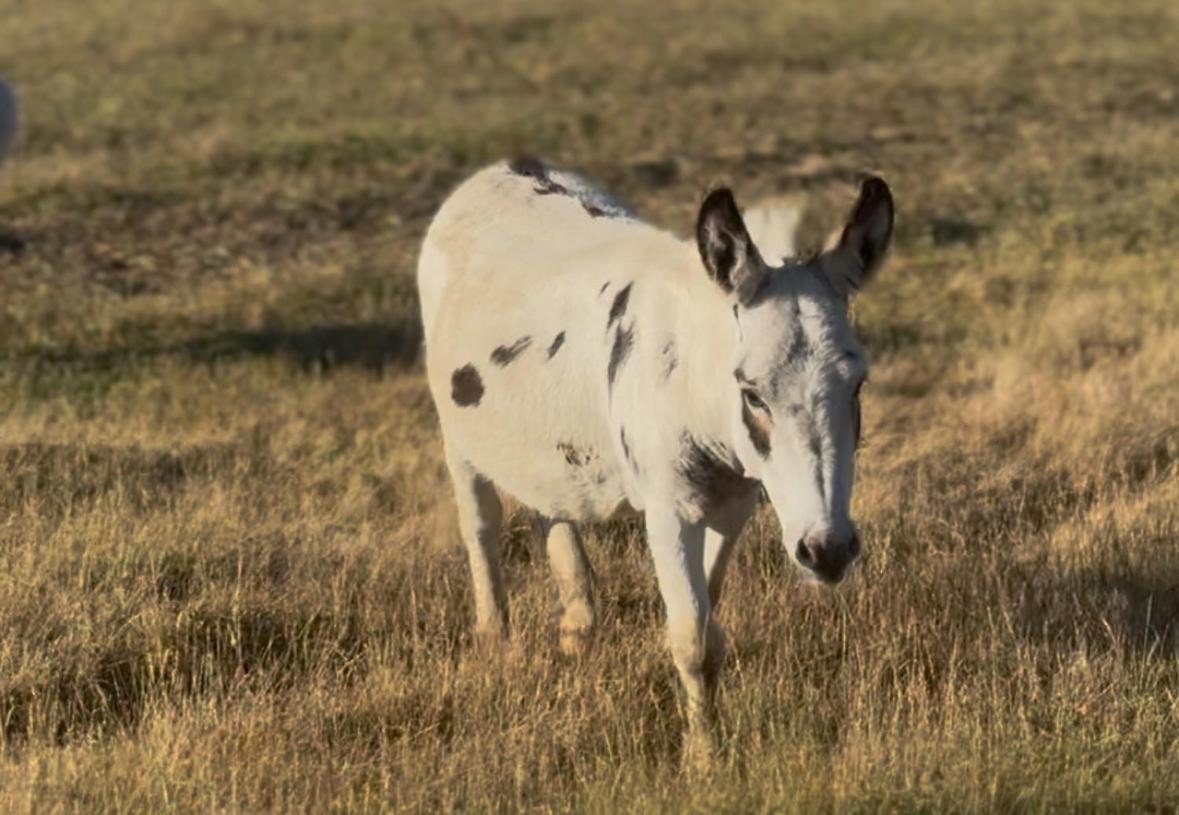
[427,292,636,520]
[482,440,633,521]
[443,396,634,521]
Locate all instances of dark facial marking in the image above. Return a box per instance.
[678,433,758,516]
[660,339,678,381]
[784,321,813,367]
[608,283,632,327]
[607,324,634,390]
[599,281,610,295]
[451,365,484,407]
[546,331,566,359]
[807,431,821,460]
[490,336,532,367]
[741,402,772,458]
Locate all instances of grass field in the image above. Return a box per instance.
[2,0,1178,811]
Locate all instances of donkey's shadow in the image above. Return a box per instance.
[177,321,422,373]
[21,319,423,376]
[1013,563,1179,656]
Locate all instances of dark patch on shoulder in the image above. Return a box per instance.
[742,403,772,458]
[607,324,635,390]
[451,365,484,407]
[678,433,758,515]
[660,339,678,381]
[608,283,633,327]
[546,331,566,359]
[557,442,597,468]
[490,336,532,366]
[584,203,609,218]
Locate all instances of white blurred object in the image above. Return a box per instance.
[0,78,17,163]
[744,196,804,265]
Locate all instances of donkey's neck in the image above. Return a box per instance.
[654,246,744,468]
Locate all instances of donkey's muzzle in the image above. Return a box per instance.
[795,531,860,584]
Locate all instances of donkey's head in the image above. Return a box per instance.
[696,178,893,583]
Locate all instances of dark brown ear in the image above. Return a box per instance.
[824,176,894,295]
[696,188,767,305]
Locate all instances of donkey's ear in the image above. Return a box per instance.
[696,188,767,305]
[823,176,894,296]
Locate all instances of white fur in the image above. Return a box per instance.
[419,160,891,749]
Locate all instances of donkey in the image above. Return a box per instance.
[418,158,893,751]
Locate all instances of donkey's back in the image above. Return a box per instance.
[418,159,664,523]
[418,158,637,335]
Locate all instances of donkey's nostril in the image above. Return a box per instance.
[795,538,816,568]
[795,534,857,583]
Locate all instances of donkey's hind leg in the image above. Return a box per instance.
[446,452,507,641]
[544,520,596,656]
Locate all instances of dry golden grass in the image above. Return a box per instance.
[1,0,1178,811]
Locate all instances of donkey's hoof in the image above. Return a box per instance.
[473,623,508,652]
[681,727,718,773]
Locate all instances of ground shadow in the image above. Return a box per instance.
[11,319,424,378]
[178,321,423,373]
[1,606,367,746]
[0,440,276,519]
[1013,562,1179,656]
[0,227,25,254]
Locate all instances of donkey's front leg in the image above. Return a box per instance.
[646,506,724,760]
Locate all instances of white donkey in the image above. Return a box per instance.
[418,157,892,749]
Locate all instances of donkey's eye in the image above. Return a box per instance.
[742,389,768,412]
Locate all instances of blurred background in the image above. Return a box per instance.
[0,1,1177,811]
